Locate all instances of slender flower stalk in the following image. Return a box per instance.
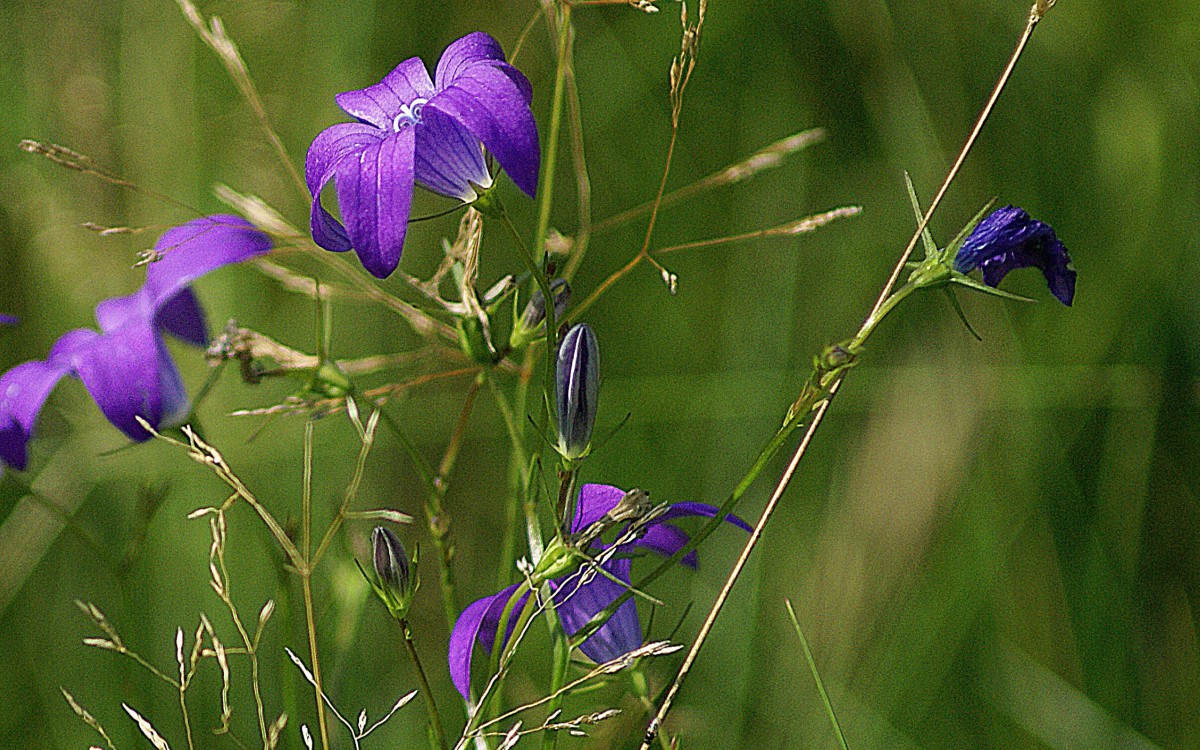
[638,4,1060,745]
[399,619,448,750]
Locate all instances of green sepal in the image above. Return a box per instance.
[456,316,496,365]
[943,287,982,341]
[470,182,506,220]
[903,172,938,260]
[530,536,583,585]
[949,273,1036,303]
[944,198,998,261]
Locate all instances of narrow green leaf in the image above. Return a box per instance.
[785,599,850,750]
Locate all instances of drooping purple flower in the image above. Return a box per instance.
[0,216,271,471]
[952,205,1076,306]
[306,32,540,279]
[448,483,751,699]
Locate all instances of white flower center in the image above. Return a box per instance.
[392,98,428,131]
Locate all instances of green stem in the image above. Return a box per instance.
[540,633,570,750]
[555,467,578,537]
[301,574,331,750]
[533,1,572,263]
[528,0,573,436]
[499,210,559,432]
[376,408,459,632]
[489,370,536,584]
[400,619,449,750]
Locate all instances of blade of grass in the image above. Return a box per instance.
[785,599,850,750]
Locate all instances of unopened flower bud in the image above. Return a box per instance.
[511,279,571,349]
[524,279,571,329]
[370,526,415,619]
[555,323,599,460]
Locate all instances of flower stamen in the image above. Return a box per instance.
[392,98,428,131]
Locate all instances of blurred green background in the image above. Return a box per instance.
[2,0,1197,748]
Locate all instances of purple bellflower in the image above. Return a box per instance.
[448,483,751,699]
[0,216,271,471]
[306,32,540,279]
[952,205,1075,306]
[0,315,16,326]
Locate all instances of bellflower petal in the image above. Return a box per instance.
[634,524,699,568]
[571,483,627,534]
[306,33,539,277]
[333,129,417,278]
[656,502,754,532]
[0,360,74,469]
[555,557,642,663]
[0,315,16,326]
[435,32,508,89]
[448,594,496,700]
[52,323,188,441]
[0,216,271,471]
[155,288,208,347]
[305,123,386,253]
[449,583,525,699]
[142,215,275,307]
[953,205,1076,306]
[413,107,492,201]
[427,63,540,197]
[335,58,435,130]
[449,482,750,698]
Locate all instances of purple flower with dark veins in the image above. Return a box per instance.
[952,205,1076,306]
[0,216,271,471]
[447,483,750,699]
[306,32,540,279]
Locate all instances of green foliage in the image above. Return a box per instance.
[1,1,1196,748]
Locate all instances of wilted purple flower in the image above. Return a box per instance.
[0,216,271,471]
[953,205,1075,306]
[447,483,750,699]
[306,32,540,279]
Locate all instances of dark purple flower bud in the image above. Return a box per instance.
[952,205,1076,306]
[0,216,271,471]
[511,279,571,348]
[522,279,571,330]
[555,323,599,460]
[371,526,414,618]
[305,32,541,279]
